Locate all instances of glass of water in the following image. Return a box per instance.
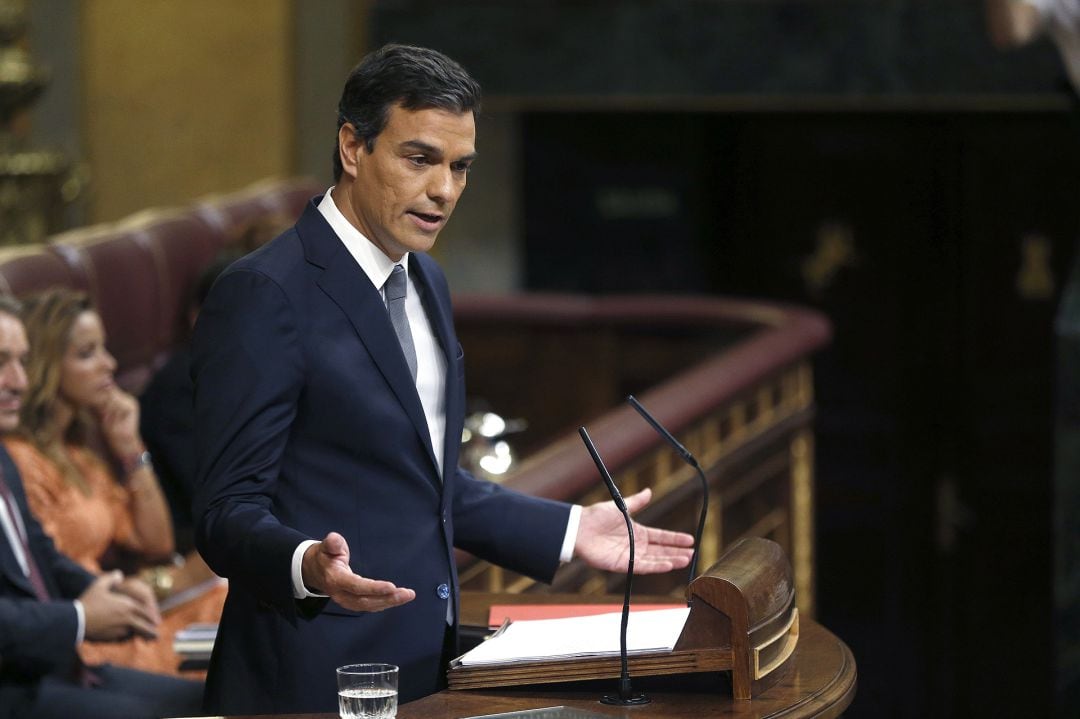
[336,663,399,719]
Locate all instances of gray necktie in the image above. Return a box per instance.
[385,264,418,381]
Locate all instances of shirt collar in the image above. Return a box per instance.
[317,188,408,290]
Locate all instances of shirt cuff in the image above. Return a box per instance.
[72,599,85,645]
[291,539,329,599]
[559,505,583,563]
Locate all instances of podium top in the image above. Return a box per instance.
[677,537,795,652]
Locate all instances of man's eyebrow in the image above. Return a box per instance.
[400,140,441,156]
[400,140,477,163]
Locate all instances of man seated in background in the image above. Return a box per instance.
[0,296,203,719]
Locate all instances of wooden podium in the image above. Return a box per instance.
[448,538,801,700]
[189,616,854,719]
[195,541,856,719]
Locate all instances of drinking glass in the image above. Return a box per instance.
[336,663,399,719]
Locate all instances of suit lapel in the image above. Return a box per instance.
[410,255,463,482]
[297,202,440,479]
[0,529,37,596]
[0,470,44,597]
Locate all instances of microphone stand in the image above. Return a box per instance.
[578,426,650,706]
[627,394,709,588]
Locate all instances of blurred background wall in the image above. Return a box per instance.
[19,1,1080,717]
[26,0,363,226]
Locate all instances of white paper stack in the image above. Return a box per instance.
[456,607,690,667]
[172,622,217,662]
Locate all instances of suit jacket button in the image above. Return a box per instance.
[437,583,450,600]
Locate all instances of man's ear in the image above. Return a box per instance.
[338,123,365,179]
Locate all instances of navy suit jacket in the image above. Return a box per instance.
[191,198,572,714]
[0,444,95,719]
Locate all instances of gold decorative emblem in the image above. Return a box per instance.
[801,221,860,298]
[0,0,82,246]
[1016,233,1055,301]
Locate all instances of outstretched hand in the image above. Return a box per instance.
[574,488,694,574]
[301,532,415,612]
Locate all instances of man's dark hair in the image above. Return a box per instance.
[332,43,482,181]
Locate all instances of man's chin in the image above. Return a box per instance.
[398,223,442,252]
[406,234,439,255]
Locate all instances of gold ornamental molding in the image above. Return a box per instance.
[459,360,821,621]
[0,0,81,246]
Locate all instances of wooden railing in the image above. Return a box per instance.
[452,293,831,618]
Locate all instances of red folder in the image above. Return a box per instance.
[486,603,685,628]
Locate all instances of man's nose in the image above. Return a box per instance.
[427,167,458,204]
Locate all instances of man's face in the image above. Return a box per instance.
[0,312,28,433]
[339,103,476,261]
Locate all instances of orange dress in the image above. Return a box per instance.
[3,436,226,675]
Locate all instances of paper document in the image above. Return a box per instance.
[173,622,218,661]
[456,607,690,666]
[159,577,227,612]
[461,707,609,719]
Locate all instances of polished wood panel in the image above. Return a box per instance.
[82,1,294,224]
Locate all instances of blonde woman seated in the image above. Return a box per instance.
[4,288,226,676]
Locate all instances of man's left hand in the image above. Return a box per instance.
[574,488,694,574]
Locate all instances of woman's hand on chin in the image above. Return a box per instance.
[96,387,144,461]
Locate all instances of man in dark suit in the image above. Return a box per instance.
[192,44,694,715]
[0,297,203,719]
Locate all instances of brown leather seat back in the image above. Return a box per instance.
[55,220,173,390]
[0,176,320,392]
[0,244,86,298]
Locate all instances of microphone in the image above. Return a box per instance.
[578,426,650,706]
[627,394,708,587]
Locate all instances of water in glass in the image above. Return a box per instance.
[338,686,397,719]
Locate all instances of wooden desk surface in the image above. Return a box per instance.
[206,615,854,719]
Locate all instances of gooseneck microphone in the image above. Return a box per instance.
[627,394,708,587]
[578,426,650,706]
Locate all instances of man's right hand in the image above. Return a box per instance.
[302,532,415,612]
[79,570,160,641]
